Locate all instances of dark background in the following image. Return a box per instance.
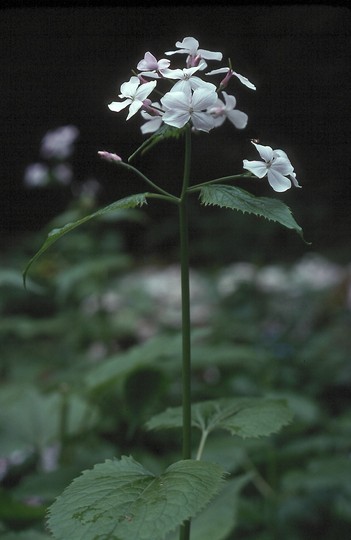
[1,4,350,263]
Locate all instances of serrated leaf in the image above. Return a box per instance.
[146,398,293,439]
[165,473,252,540]
[199,184,305,239]
[47,456,225,540]
[23,193,148,287]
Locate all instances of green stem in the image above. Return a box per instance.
[118,161,178,200]
[187,172,255,193]
[178,125,192,540]
[195,429,209,461]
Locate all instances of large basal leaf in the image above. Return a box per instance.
[146,398,293,439]
[47,456,225,540]
[23,193,148,286]
[199,184,305,239]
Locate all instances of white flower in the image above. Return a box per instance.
[108,76,156,120]
[24,163,49,187]
[206,67,256,90]
[40,125,79,160]
[162,66,216,93]
[165,36,222,68]
[208,91,248,129]
[52,163,73,184]
[160,86,217,132]
[137,52,170,78]
[243,142,301,192]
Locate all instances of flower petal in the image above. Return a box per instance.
[227,109,248,129]
[120,76,140,98]
[222,91,236,109]
[290,171,302,188]
[233,72,256,90]
[135,80,157,101]
[252,142,273,163]
[198,48,222,61]
[126,99,143,120]
[206,67,228,75]
[267,169,292,192]
[108,99,131,112]
[140,116,163,134]
[161,89,190,111]
[271,157,294,175]
[191,111,216,132]
[162,110,190,128]
[176,37,199,54]
[137,52,158,71]
[243,159,268,178]
[192,87,217,110]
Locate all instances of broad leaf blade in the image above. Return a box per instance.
[146,398,293,439]
[23,193,148,286]
[47,456,225,540]
[199,184,305,239]
[165,473,252,540]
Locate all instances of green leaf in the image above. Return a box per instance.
[199,184,305,240]
[0,531,51,540]
[23,193,148,287]
[85,333,183,391]
[146,398,293,439]
[165,474,252,540]
[128,125,186,161]
[47,456,225,540]
[0,491,46,526]
[0,386,98,454]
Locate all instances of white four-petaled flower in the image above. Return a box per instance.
[243,142,301,192]
[108,76,157,120]
[161,86,217,132]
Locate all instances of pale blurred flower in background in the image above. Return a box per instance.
[40,125,79,160]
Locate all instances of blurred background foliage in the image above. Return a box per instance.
[1,4,350,539]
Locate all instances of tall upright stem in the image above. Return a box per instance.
[178,126,192,540]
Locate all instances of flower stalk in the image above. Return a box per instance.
[178,125,192,540]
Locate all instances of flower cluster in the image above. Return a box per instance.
[105,36,301,192]
[24,125,79,188]
[108,36,255,134]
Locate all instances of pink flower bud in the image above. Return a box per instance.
[98,151,122,163]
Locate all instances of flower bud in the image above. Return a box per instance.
[98,151,122,163]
